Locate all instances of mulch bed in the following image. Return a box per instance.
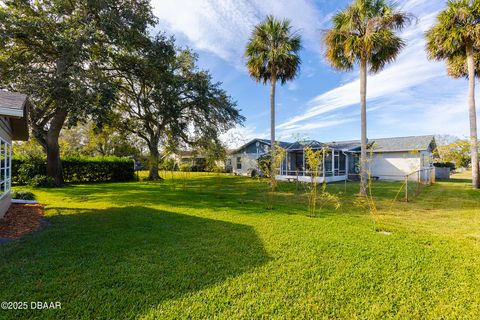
[0,203,46,241]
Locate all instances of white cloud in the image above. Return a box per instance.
[277,1,474,138]
[151,0,323,64]
[220,125,267,149]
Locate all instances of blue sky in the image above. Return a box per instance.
[152,0,479,148]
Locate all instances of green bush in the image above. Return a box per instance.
[434,162,455,170]
[16,157,46,185]
[179,163,191,172]
[160,158,177,171]
[28,175,57,188]
[13,156,134,185]
[11,190,36,200]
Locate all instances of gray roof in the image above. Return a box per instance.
[231,135,436,155]
[286,140,325,151]
[370,135,436,152]
[328,135,436,152]
[0,91,28,116]
[0,90,29,140]
[230,138,290,154]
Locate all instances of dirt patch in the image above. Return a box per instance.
[0,204,46,239]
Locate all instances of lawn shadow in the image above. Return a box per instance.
[0,206,270,319]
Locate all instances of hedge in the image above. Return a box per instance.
[12,156,135,185]
[433,162,456,170]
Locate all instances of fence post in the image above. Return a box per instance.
[405,177,408,202]
[296,170,299,192]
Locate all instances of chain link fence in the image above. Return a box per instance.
[403,167,435,201]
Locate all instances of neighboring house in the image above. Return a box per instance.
[228,138,290,176]
[230,135,437,182]
[0,91,30,218]
[174,151,207,171]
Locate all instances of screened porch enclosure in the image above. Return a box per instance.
[277,146,349,183]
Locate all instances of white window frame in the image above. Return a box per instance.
[0,138,12,199]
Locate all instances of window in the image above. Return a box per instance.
[0,139,11,198]
[236,157,242,170]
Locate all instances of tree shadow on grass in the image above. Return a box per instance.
[0,206,270,319]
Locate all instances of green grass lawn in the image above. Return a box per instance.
[1,171,480,319]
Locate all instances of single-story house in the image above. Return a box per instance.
[0,91,30,218]
[228,135,437,183]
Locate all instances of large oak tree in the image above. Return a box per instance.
[0,0,155,186]
[112,35,244,180]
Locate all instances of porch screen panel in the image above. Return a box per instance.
[324,152,333,177]
[339,153,346,175]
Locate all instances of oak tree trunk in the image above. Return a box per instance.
[45,108,68,187]
[148,144,161,180]
[466,43,479,189]
[359,58,368,196]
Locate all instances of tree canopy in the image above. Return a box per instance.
[112,35,244,179]
[0,0,156,185]
[245,15,301,85]
[323,0,412,73]
[425,0,480,189]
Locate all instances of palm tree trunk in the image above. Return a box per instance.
[466,43,479,189]
[270,76,277,190]
[359,58,368,196]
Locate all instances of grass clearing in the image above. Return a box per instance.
[1,171,479,319]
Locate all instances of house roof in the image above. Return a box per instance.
[230,138,290,154]
[327,135,436,153]
[229,135,436,155]
[286,140,325,151]
[177,150,206,158]
[0,90,29,141]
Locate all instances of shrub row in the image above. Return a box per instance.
[13,156,135,185]
[433,162,456,170]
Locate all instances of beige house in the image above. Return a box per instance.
[0,91,30,218]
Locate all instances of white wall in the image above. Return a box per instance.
[0,117,12,218]
[369,152,423,181]
[229,153,262,176]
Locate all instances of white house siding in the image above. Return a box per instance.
[230,153,263,176]
[0,117,12,218]
[369,152,423,181]
[0,117,12,144]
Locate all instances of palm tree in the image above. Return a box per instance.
[245,16,301,186]
[323,0,412,196]
[426,0,480,189]
[446,52,480,79]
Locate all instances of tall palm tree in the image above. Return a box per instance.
[426,0,480,189]
[245,16,301,185]
[323,0,412,196]
[446,52,480,79]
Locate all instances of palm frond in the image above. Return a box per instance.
[425,0,480,62]
[323,0,412,73]
[245,15,302,85]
